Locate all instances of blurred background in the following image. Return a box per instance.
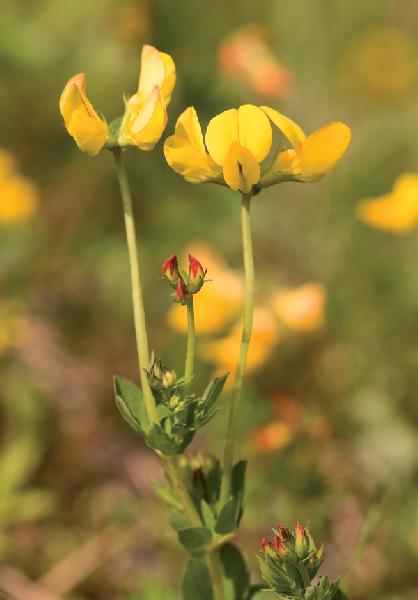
[1,0,418,598]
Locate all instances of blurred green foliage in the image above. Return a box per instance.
[1,0,418,598]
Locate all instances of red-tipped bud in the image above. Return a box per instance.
[187,254,206,294]
[274,534,289,556]
[294,522,308,557]
[162,254,179,289]
[173,277,189,305]
[277,524,290,541]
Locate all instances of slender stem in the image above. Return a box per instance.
[163,456,202,526]
[113,148,158,424]
[220,193,255,507]
[206,553,225,600]
[184,296,195,395]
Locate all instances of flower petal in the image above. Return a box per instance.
[64,83,108,155]
[160,51,176,106]
[164,107,221,182]
[298,122,351,182]
[237,104,272,163]
[128,87,167,151]
[261,106,306,151]
[59,73,86,121]
[205,108,239,165]
[223,141,260,193]
[137,45,166,99]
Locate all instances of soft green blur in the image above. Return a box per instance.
[1,0,418,598]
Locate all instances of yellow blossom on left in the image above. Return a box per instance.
[357,174,418,234]
[0,150,38,224]
[59,73,108,156]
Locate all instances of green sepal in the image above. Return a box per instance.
[114,376,149,435]
[109,116,123,140]
[182,558,213,600]
[220,543,250,600]
[202,373,229,411]
[178,526,212,557]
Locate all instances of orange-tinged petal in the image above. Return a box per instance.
[271,283,326,331]
[205,108,239,165]
[137,44,166,99]
[298,122,351,182]
[261,106,306,151]
[237,104,272,162]
[164,107,221,182]
[223,141,260,193]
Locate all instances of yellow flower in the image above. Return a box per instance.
[271,283,326,331]
[59,73,109,156]
[119,45,176,150]
[59,45,175,155]
[260,107,351,185]
[0,303,25,354]
[357,174,418,234]
[164,104,351,193]
[164,104,272,193]
[168,243,244,334]
[0,150,38,224]
[199,307,279,377]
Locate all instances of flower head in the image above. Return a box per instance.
[164,105,351,194]
[60,45,175,155]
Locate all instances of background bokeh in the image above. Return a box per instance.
[1,0,418,598]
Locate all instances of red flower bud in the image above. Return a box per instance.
[174,277,188,305]
[187,254,206,294]
[162,254,179,288]
[277,524,290,541]
[261,537,271,550]
[274,534,288,556]
[294,522,308,556]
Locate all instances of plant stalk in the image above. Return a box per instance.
[219,192,255,507]
[113,148,158,424]
[184,295,195,396]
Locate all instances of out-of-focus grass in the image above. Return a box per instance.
[1,0,418,598]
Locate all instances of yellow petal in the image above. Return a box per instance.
[0,177,38,223]
[261,106,306,151]
[160,51,176,106]
[64,83,108,156]
[205,109,239,165]
[127,87,167,151]
[237,104,272,162]
[59,73,86,121]
[271,283,325,331]
[298,122,351,182]
[164,107,221,182]
[137,45,166,100]
[223,141,260,193]
[269,149,301,177]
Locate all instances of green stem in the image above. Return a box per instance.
[113,148,158,424]
[206,552,225,600]
[184,296,195,395]
[220,193,254,507]
[163,456,202,527]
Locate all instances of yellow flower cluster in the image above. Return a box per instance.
[168,244,326,380]
[0,150,38,224]
[357,174,418,234]
[164,105,351,194]
[59,45,175,155]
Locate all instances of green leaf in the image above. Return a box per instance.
[178,526,212,557]
[332,588,348,600]
[220,543,250,600]
[201,500,216,530]
[146,424,182,455]
[114,376,149,434]
[231,460,247,526]
[246,584,265,599]
[215,497,239,534]
[202,373,229,410]
[182,558,213,600]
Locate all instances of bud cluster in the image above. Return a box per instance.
[258,523,344,599]
[161,254,207,304]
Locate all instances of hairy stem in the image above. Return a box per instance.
[113,148,158,424]
[184,296,195,395]
[206,552,225,600]
[220,192,254,507]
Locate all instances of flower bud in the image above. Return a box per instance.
[294,522,308,557]
[173,277,189,305]
[162,254,179,288]
[276,524,290,541]
[274,534,289,557]
[162,367,177,388]
[187,254,206,294]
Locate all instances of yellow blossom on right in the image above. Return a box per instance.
[357,173,418,234]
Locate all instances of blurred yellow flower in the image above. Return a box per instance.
[59,73,109,156]
[0,150,38,224]
[271,283,326,331]
[0,304,24,354]
[164,105,350,193]
[339,27,418,103]
[218,25,292,100]
[199,307,280,376]
[357,174,418,234]
[119,45,176,150]
[250,420,293,453]
[168,243,244,334]
[60,45,175,155]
